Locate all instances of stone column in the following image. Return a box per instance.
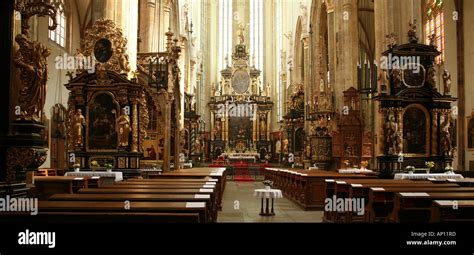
[139,0,156,52]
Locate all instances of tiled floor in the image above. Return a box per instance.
[218,181,324,223]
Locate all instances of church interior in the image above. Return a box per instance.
[2,0,474,231]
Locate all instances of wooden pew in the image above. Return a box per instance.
[33,176,97,200]
[391,192,474,222]
[78,187,217,219]
[446,178,474,187]
[101,184,216,189]
[49,193,217,223]
[35,201,209,223]
[342,182,460,223]
[366,186,471,223]
[265,168,375,210]
[430,200,474,222]
[0,212,201,223]
[325,179,432,222]
[155,168,226,210]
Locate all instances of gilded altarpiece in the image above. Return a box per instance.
[209,42,273,160]
[65,20,145,177]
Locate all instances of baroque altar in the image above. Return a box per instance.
[65,19,145,176]
[375,23,457,176]
[208,38,273,160]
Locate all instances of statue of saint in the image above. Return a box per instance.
[283,139,289,154]
[440,114,452,156]
[260,117,266,138]
[117,108,131,147]
[305,143,312,159]
[443,69,452,96]
[427,66,437,89]
[385,113,399,155]
[408,20,418,43]
[238,23,245,44]
[72,109,86,147]
[14,33,51,121]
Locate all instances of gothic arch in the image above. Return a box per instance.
[294,17,304,86]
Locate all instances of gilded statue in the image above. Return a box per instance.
[443,69,452,96]
[14,33,51,121]
[283,139,289,154]
[117,108,131,147]
[305,143,312,159]
[72,109,86,147]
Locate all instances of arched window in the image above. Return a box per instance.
[218,0,232,71]
[49,0,66,48]
[250,0,264,83]
[424,0,444,64]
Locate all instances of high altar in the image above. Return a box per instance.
[208,36,273,160]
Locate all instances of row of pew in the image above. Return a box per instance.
[0,168,226,223]
[324,178,474,223]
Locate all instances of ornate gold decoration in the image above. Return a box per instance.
[131,100,139,152]
[80,19,131,74]
[14,34,51,121]
[6,147,47,182]
[13,0,58,121]
[72,108,86,147]
[139,91,150,153]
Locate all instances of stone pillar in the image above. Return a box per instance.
[139,0,156,52]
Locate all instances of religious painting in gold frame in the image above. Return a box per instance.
[402,104,430,157]
[141,132,159,163]
[87,92,120,151]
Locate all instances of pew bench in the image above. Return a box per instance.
[49,193,217,223]
[391,192,474,223]
[430,200,474,222]
[36,201,209,223]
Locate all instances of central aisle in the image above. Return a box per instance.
[218,181,324,223]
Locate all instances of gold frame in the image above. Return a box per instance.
[402,104,431,157]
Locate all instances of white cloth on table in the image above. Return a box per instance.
[254,189,283,199]
[65,171,123,182]
[394,173,463,180]
[339,169,374,174]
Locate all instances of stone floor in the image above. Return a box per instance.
[218,181,324,223]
